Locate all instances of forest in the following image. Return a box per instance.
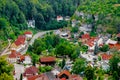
[0,0,80,51]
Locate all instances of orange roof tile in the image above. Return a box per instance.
[101,54,112,60]
[9,50,21,58]
[20,55,25,61]
[109,43,120,50]
[27,74,49,80]
[40,56,56,63]
[14,35,26,46]
[24,31,32,35]
[70,75,83,80]
[24,66,38,77]
[58,70,71,78]
[117,33,120,37]
[81,34,90,39]
[61,78,66,80]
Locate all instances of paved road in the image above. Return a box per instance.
[20,31,50,54]
[14,64,25,80]
[29,31,49,45]
[0,39,11,56]
[1,30,57,55]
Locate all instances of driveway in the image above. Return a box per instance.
[14,64,25,80]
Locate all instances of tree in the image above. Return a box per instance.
[94,68,105,80]
[0,18,9,29]
[72,58,86,74]
[84,66,94,80]
[55,42,74,56]
[109,53,120,76]
[94,42,99,55]
[61,58,65,69]
[99,44,109,52]
[77,0,117,32]
[112,71,119,80]
[35,13,46,29]
[71,27,79,33]
[71,47,80,60]
[80,45,88,52]
[39,66,53,73]
[117,36,120,43]
[0,56,13,80]
[0,73,13,80]
[20,74,23,80]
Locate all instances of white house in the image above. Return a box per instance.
[57,16,63,21]
[23,55,32,64]
[65,16,70,21]
[7,50,21,63]
[106,39,117,45]
[24,31,33,39]
[27,20,35,28]
[10,35,27,52]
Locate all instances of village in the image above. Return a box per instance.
[0,15,120,80]
[1,0,120,80]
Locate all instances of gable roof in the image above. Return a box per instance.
[24,66,38,77]
[81,34,90,39]
[27,74,49,80]
[109,43,120,50]
[40,56,56,63]
[24,31,32,35]
[70,74,83,80]
[61,78,66,80]
[85,37,98,47]
[106,39,117,45]
[9,50,21,58]
[20,55,25,61]
[117,33,120,37]
[14,35,26,46]
[101,54,112,60]
[57,70,71,78]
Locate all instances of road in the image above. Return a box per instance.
[14,64,25,80]
[20,31,50,54]
[1,30,57,55]
[29,31,49,45]
[0,39,11,56]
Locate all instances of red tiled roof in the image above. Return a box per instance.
[58,70,71,78]
[61,78,66,80]
[20,55,25,61]
[70,75,83,80]
[9,50,21,58]
[101,54,112,60]
[81,34,90,39]
[109,43,120,50]
[117,33,120,37]
[24,66,38,77]
[40,56,56,63]
[24,31,32,35]
[99,44,103,47]
[27,74,49,80]
[85,37,98,47]
[57,16,63,18]
[86,42,94,47]
[14,35,26,46]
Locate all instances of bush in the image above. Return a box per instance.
[99,44,109,52]
[39,66,53,73]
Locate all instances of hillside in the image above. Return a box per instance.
[72,0,120,35]
[0,0,81,51]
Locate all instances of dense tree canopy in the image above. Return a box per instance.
[109,52,120,77]
[0,56,13,80]
[75,0,120,33]
[72,58,86,74]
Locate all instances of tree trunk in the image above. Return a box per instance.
[91,14,95,32]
